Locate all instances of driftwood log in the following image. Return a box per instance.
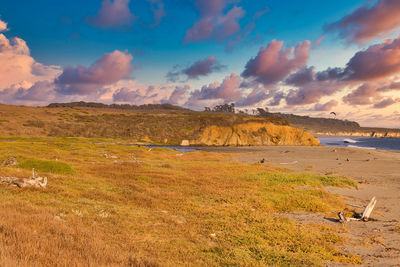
[338,196,377,223]
[0,168,47,188]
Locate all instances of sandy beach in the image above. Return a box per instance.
[198,145,400,266]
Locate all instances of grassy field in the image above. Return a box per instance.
[0,104,288,145]
[0,137,361,266]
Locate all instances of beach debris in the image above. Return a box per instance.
[280,161,298,165]
[361,196,377,221]
[337,196,377,223]
[346,158,350,162]
[176,153,184,156]
[148,147,152,151]
[2,156,18,166]
[259,158,265,163]
[0,168,47,188]
[103,153,109,158]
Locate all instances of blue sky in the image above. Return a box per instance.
[0,0,400,127]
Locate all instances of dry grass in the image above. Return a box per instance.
[0,104,287,145]
[0,137,361,266]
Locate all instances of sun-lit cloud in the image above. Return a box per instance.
[55,50,133,95]
[0,19,8,32]
[0,22,61,99]
[325,0,400,44]
[242,40,311,85]
[184,0,245,44]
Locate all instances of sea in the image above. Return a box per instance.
[319,137,400,151]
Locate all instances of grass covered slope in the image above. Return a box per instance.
[0,137,360,266]
[0,104,319,146]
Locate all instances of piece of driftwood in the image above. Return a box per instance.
[0,168,47,188]
[361,196,377,221]
[337,196,376,223]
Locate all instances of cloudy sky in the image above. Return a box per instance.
[0,0,400,127]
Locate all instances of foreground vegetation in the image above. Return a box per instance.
[0,137,361,266]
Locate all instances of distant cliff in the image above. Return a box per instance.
[262,112,400,138]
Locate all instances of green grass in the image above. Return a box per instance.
[16,158,75,175]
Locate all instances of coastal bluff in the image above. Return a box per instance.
[194,122,319,146]
[0,103,319,146]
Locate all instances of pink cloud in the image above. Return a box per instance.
[373,98,399,108]
[242,39,311,85]
[0,25,60,92]
[55,50,133,95]
[88,0,136,29]
[186,73,242,108]
[164,85,190,105]
[184,0,245,43]
[0,19,8,32]
[314,100,338,111]
[344,36,400,81]
[325,0,400,44]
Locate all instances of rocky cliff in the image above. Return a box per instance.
[191,122,320,146]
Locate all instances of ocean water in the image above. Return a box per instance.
[319,137,400,151]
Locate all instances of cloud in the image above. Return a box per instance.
[147,0,166,28]
[373,97,399,108]
[325,0,400,44]
[112,83,189,105]
[342,80,400,107]
[0,24,61,92]
[0,19,8,32]
[186,73,242,108]
[285,80,342,106]
[88,0,136,29]
[183,55,225,79]
[314,100,338,111]
[343,36,400,81]
[166,85,189,104]
[166,55,225,82]
[285,66,315,87]
[235,88,268,107]
[55,50,133,95]
[184,0,245,43]
[242,39,311,85]
[225,6,269,52]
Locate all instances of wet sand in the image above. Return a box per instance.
[198,146,400,266]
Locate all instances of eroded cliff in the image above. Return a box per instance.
[191,122,320,146]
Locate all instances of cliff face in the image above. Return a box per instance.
[192,122,320,146]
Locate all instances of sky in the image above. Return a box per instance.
[0,0,400,128]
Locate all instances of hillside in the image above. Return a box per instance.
[0,104,318,146]
[263,112,400,138]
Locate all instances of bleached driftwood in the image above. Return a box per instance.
[361,196,377,221]
[0,168,47,188]
[337,196,377,223]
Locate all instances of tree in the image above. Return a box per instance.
[211,103,235,113]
